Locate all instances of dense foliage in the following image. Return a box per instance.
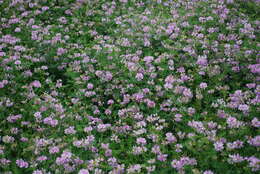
[0,0,259,173]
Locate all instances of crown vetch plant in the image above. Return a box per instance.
[0,0,259,173]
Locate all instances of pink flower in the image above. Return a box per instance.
[34,112,42,119]
[33,170,43,174]
[214,141,224,151]
[183,88,193,98]
[78,169,89,174]
[57,48,67,56]
[166,133,177,143]
[31,80,41,88]
[16,159,29,168]
[136,73,144,81]
[15,27,21,32]
[157,154,168,161]
[37,156,47,161]
[252,117,260,128]
[49,146,60,154]
[64,126,76,135]
[146,99,156,108]
[137,137,147,145]
[238,104,249,112]
[143,26,150,32]
[84,126,93,133]
[14,60,21,65]
[105,71,113,81]
[196,56,208,66]
[144,56,154,63]
[87,83,94,89]
[105,109,112,115]
[0,82,4,88]
[107,99,114,105]
[199,82,208,89]
[42,6,49,11]
[164,83,173,89]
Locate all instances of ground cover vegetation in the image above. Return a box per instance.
[0,0,259,173]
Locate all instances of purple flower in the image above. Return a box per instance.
[171,156,197,170]
[34,112,42,119]
[136,137,147,145]
[248,136,260,147]
[203,170,214,174]
[152,145,161,154]
[246,83,256,89]
[42,6,49,11]
[107,99,114,105]
[248,64,260,74]
[37,156,47,162]
[183,88,193,98]
[31,80,41,88]
[105,71,113,81]
[157,154,168,161]
[171,159,183,170]
[164,83,173,89]
[174,114,182,122]
[251,117,260,128]
[49,146,60,154]
[196,55,208,66]
[16,159,29,168]
[57,48,67,56]
[165,75,175,83]
[136,73,144,81]
[133,92,144,102]
[226,117,243,128]
[166,132,177,143]
[214,141,224,151]
[146,99,156,108]
[247,156,260,171]
[14,27,21,32]
[199,82,208,89]
[227,140,244,149]
[64,126,76,135]
[187,107,196,116]
[105,109,112,115]
[78,169,89,174]
[84,126,93,133]
[238,104,249,112]
[228,154,244,164]
[144,56,154,63]
[87,83,94,89]
[33,170,43,174]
